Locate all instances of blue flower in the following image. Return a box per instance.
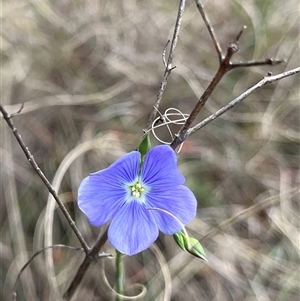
[78,145,197,255]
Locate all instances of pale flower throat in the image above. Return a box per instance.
[130,181,145,198]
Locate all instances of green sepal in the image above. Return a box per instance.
[138,134,151,160]
[173,231,207,261]
[173,231,186,251]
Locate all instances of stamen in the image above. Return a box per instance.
[130,181,145,198]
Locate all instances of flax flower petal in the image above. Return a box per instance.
[141,145,185,188]
[146,185,197,234]
[108,201,159,255]
[78,151,140,226]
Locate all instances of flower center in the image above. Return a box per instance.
[130,181,145,198]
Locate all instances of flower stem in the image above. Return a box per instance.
[115,250,124,301]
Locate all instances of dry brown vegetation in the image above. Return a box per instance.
[1,0,299,300]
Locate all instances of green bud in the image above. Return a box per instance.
[187,237,207,261]
[138,134,151,159]
[173,231,186,251]
[173,231,207,261]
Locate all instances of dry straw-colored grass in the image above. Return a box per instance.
[1,0,299,300]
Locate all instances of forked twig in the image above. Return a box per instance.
[169,41,239,149]
[62,228,110,301]
[169,0,286,149]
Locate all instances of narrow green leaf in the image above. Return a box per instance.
[138,134,151,160]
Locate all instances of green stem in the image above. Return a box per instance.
[115,250,124,301]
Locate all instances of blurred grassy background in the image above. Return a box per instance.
[1,0,299,300]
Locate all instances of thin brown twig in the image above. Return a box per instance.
[185,66,300,138]
[195,0,223,62]
[145,0,186,132]
[0,105,90,253]
[235,26,246,42]
[170,41,239,149]
[230,58,286,69]
[162,40,170,68]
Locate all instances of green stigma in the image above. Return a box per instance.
[130,181,145,198]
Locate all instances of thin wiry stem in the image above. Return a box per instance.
[145,0,186,132]
[13,245,85,300]
[114,250,124,301]
[0,105,90,253]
